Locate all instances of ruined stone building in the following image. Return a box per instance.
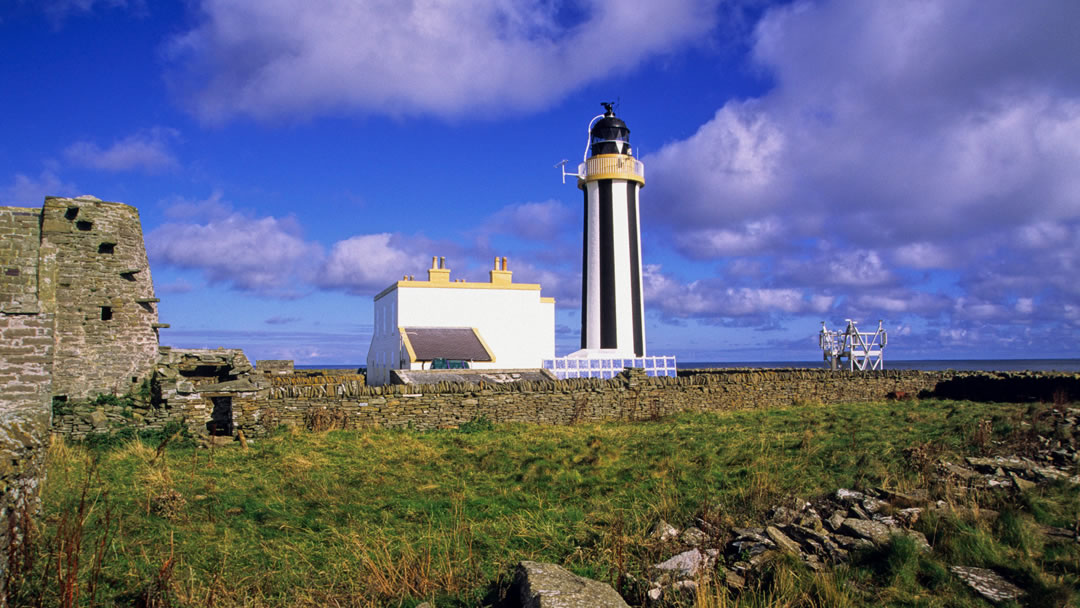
[0,194,163,601]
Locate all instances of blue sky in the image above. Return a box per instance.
[3,0,1079,364]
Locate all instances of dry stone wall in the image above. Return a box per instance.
[238,368,949,434]
[51,368,1080,441]
[0,314,53,607]
[47,355,1080,446]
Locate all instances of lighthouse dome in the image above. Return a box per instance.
[590,113,632,157]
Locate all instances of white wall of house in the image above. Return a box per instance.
[365,260,555,386]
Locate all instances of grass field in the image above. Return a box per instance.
[10,399,1079,607]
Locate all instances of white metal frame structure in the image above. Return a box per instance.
[819,319,887,371]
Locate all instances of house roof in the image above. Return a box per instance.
[400,327,494,362]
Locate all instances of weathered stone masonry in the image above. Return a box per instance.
[39,196,161,400]
[50,367,1080,440]
[0,196,161,605]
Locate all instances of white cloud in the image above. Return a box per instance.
[892,242,954,270]
[644,264,833,320]
[64,127,180,173]
[0,170,77,205]
[780,249,894,287]
[647,102,786,227]
[316,234,416,294]
[148,206,321,295]
[481,200,573,243]
[675,217,783,258]
[641,0,1080,333]
[165,0,720,122]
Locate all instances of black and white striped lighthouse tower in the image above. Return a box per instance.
[567,103,646,356]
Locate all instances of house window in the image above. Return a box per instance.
[101,306,112,321]
[98,242,115,254]
[64,207,79,220]
[76,220,93,231]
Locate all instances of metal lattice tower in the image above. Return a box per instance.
[819,319,887,371]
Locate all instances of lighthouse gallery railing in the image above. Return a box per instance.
[578,155,645,184]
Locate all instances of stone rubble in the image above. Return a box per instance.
[642,407,1079,604]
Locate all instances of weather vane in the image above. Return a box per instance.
[601,101,615,115]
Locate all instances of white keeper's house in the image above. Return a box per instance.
[365,256,555,386]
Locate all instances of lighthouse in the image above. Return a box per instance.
[575,103,646,356]
[544,104,675,379]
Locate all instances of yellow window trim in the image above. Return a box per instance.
[540,296,555,303]
[398,327,417,363]
[471,327,496,364]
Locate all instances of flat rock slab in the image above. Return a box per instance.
[840,518,892,545]
[765,525,802,554]
[950,566,1024,603]
[653,549,713,578]
[515,561,628,608]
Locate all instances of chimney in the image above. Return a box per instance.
[489,255,512,285]
[427,255,451,283]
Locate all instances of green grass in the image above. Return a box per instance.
[15,399,1080,607]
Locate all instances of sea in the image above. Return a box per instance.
[297,359,1080,372]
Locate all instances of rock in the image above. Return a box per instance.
[679,526,709,547]
[1032,466,1068,482]
[872,514,899,527]
[765,526,802,555]
[832,534,873,550]
[862,498,889,514]
[835,488,866,503]
[1010,472,1036,491]
[653,549,712,578]
[826,510,847,531]
[749,549,777,567]
[877,488,928,506]
[939,461,981,480]
[768,505,799,526]
[850,504,871,520]
[722,568,745,591]
[840,518,892,546]
[89,408,108,428]
[671,580,697,593]
[649,519,679,543]
[786,525,832,555]
[514,561,629,608]
[797,512,824,531]
[950,566,1023,604]
[731,527,768,542]
[646,587,662,602]
[966,456,1031,473]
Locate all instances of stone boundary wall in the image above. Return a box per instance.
[0,313,54,605]
[244,369,949,433]
[50,369,1080,441]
